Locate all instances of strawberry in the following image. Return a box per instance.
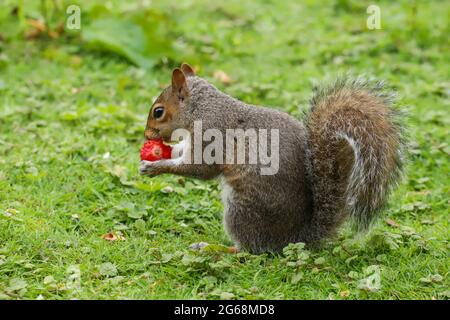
[140,138,172,161]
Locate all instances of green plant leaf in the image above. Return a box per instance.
[291,271,303,284]
[6,278,27,292]
[357,265,381,292]
[83,18,155,69]
[98,262,118,277]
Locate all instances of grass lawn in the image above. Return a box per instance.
[0,0,448,299]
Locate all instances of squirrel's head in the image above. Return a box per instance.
[144,63,196,142]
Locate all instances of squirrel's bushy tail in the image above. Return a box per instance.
[304,77,406,243]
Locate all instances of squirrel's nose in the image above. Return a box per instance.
[144,129,159,140]
[144,129,153,140]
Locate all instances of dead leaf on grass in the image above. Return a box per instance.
[102,232,125,241]
[213,70,232,85]
[385,218,400,228]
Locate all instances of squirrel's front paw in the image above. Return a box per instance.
[139,160,162,176]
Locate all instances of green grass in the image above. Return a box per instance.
[0,0,449,300]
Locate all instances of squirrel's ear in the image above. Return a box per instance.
[171,68,188,100]
[181,63,195,77]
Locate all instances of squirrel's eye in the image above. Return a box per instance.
[153,106,165,119]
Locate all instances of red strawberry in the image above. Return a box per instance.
[140,139,172,161]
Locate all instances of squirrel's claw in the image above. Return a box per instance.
[139,160,160,176]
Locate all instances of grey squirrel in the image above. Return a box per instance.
[140,63,405,254]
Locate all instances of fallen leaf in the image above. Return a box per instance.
[213,70,232,85]
[385,218,400,227]
[102,232,126,241]
[71,87,80,94]
[48,30,59,39]
[102,232,116,241]
[340,290,350,297]
[26,19,47,32]
[161,186,174,193]
[227,246,239,254]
